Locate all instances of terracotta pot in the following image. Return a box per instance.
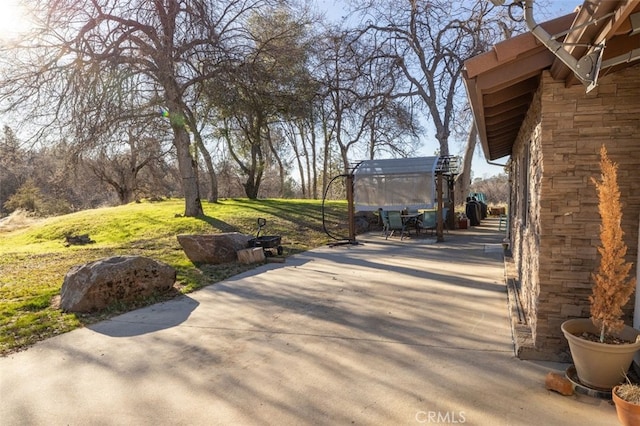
[613,385,640,426]
[561,319,640,389]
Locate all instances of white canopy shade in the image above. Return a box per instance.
[353,156,439,211]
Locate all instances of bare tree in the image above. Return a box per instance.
[470,173,509,205]
[184,104,219,203]
[315,32,379,170]
[281,117,318,198]
[454,123,477,205]
[82,130,172,204]
[352,0,519,161]
[0,0,276,216]
[307,25,422,186]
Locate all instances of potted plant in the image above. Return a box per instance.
[613,382,640,425]
[561,145,640,389]
[456,212,469,229]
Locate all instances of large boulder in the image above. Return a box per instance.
[60,256,176,313]
[177,233,251,264]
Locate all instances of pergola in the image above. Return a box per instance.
[350,156,460,242]
[353,156,439,212]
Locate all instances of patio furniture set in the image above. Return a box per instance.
[379,208,449,240]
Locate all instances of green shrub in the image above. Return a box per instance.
[4,179,43,214]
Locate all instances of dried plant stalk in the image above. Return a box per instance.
[590,145,636,342]
[616,382,640,405]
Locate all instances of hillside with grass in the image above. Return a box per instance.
[0,198,347,355]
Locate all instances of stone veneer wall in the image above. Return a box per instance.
[509,85,543,353]
[509,63,640,360]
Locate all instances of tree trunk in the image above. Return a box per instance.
[309,125,317,199]
[184,105,218,204]
[173,127,203,217]
[242,141,264,200]
[321,120,331,198]
[454,123,477,207]
[265,126,285,197]
[192,128,218,203]
[292,123,307,198]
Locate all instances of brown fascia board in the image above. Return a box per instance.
[463,73,491,161]
[463,13,577,161]
[601,31,640,66]
[464,13,577,79]
[473,51,554,94]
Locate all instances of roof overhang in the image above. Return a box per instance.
[464,0,640,162]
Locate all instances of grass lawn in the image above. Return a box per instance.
[0,198,348,355]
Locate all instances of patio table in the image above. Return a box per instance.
[401,213,422,235]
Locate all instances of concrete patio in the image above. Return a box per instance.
[0,218,617,425]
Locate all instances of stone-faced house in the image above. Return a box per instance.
[463,0,640,361]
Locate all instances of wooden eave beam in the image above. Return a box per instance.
[484,105,529,126]
[482,77,539,108]
[551,0,640,85]
[487,121,523,137]
[484,95,532,117]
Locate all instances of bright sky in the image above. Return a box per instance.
[0,0,31,43]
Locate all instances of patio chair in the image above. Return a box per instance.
[418,210,437,235]
[379,209,389,236]
[385,210,407,240]
[419,208,450,236]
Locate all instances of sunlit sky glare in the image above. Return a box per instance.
[0,0,32,41]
